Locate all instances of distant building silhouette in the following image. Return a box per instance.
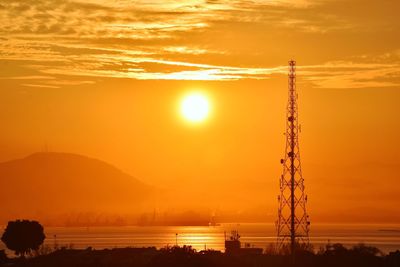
[224,231,262,255]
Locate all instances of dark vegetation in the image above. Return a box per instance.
[1,220,45,258]
[1,220,400,267]
[0,243,399,267]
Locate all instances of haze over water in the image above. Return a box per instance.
[1,224,398,255]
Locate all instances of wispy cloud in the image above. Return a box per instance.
[22,83,60,89]
[0,0,399,89]
[300,61,400,89]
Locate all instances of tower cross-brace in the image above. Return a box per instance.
[276,60,310,254]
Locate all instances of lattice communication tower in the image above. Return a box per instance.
[276,60,310,254]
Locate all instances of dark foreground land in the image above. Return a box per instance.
[1,244,400,267]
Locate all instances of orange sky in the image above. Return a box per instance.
[0,0,399,223]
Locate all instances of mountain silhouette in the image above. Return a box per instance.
[0,152,152,225]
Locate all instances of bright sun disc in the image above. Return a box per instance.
[181,92,210,123]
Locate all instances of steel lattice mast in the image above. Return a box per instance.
[276,60,310,254]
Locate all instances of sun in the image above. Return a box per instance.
[180,92,210,123]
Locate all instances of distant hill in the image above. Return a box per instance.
[0,152,152,225]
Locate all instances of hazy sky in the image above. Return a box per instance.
[0,0,399,223]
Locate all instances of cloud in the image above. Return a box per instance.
[4,75,55,80]
[2,34,400,88]
[21,83,60,89]
[300,61,400,89]
[0,0,399,88]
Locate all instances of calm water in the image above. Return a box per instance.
[1,223,400,254]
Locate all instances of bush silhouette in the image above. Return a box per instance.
[1,220,45,257]
[0,250,7,264]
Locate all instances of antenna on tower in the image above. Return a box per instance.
[276,60,310,256]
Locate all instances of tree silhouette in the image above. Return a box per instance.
[1,220,45,257]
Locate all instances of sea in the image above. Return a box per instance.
[1,223,400,255]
